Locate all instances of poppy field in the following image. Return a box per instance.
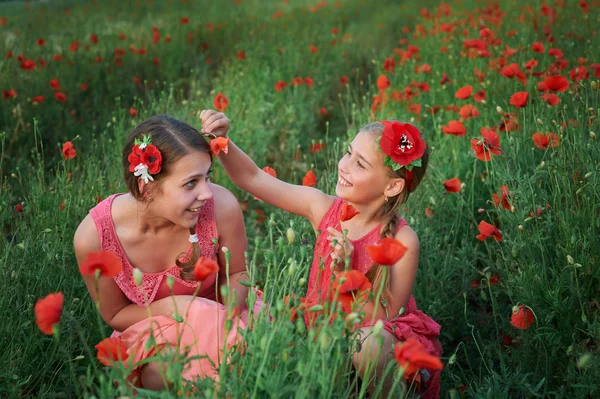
[1,0,600,397]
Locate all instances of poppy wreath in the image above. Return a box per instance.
[128,134,162,184]
[376,121,427,189]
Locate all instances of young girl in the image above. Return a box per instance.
[199,110,442,398]
[74,114,254,389]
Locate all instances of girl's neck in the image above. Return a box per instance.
[340,199,385,236]
[121,194,181,236]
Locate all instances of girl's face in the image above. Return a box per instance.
[146,150,213,229]
[336,131,391,205]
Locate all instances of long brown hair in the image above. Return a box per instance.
[122,114,211,280]
[359,121,429,311]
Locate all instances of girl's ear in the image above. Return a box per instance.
[383,177,405,198]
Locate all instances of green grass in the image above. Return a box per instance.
[1,0,600,397]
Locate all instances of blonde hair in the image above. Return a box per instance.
[359,121,429,309]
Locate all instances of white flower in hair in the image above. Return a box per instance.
[133,163,154,184]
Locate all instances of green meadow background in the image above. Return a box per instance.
[1,0,599,397]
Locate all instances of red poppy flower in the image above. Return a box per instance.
[340,202,359,222]
[3,89,17,99]
[442,120,466,136]
[379,121,426,167]
[15,203,23,212]
[140,144,162,174]
[193,257,220,281]
[309,45,318,53]
[90,33,98,45]
[440,72,451,85]
[34,292,64,335]
[377,74,391,91]
[209,137,230,156]
[476,220,503,242]
[292,77,305,86]
[459,104,479,120]
[275,80,288,92]
[365,238,408,266]
[236,50,246,60]
[305,77,314,87]
[471,128,501,162]
[340,76,349,85]
[443,177,462,193]
[50,79,60,91]
[20,59,36,71]
[310,142,326,153]
[180,17,189,24]
[543,76,569,92]
[393,338,443,379]
[80,83,88,91]
[62,141,77,160]
[36,38,46,47]
[532,132,560,150]
[127,145,143,172]
[79,251,123,277]
[54,92,67,103]
[332,270,372,313]
[531,41,545,53]
[95,337,129,366]
[213,93,229,112]
[263,166,276,177]
[302,170,316,187]
[492,185,512,211]
[383,57,396,72]
[425,207,434,218]
[510,305,534,329]
[540,93,559,106]
[319,107,327,115]
[32,95,44,104]
[455,85,472,100]
[509,92,529,108]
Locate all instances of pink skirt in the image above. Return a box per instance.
[113,292,265,387]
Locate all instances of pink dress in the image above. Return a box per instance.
[305,198,442,398]
[90,193,255,386]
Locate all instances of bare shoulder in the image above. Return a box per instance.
[73,214,101,262]
[210,183,243,223]
[395,224,420,251]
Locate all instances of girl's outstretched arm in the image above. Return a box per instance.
[200,110,334,231]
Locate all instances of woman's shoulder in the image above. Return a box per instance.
[210,183,243,224]
[394,222,419,250]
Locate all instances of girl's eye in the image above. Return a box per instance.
[345,150,351,156]
[356,161,364,169]
[185,180,196,188]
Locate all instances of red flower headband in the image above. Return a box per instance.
[376,121,427,189]
[127,134,162,183]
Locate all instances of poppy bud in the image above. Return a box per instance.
[584,172,593,179]
[372,320,384,336]
[288,260,296,277]
[220,285,229,297]
[496,106,503,114]
[298,278,306,286]
[577,353,592,369]
[345,312,360,325]
[518,225,524,231]
[537,118,543,125]
[448,353,457,365]
[567,255,574,265]
[591,81,598,90]
[167,275,174,289]
[133,268,143,286]
[590,131,596,139]
[286,227,296,245]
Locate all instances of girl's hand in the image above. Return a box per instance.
[198,109,230,138]
[326,227,354,271]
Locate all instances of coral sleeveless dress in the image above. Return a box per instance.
[305,198,442,398]
[89,193,255,386]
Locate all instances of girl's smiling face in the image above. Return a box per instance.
[143,150,214,229]
[336,131,395,205]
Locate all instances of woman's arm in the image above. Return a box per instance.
[74,215,188,332]
[200,110,334,231]
[211,183,250,313]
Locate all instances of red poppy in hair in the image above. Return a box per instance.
[378,121,426,171]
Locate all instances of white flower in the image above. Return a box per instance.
[139,142,147,150]
[133,163,154,184]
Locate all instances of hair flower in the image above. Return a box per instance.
[376,121,426,172]
[128,134,162,183]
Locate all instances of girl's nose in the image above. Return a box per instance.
[197,183,213,202]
